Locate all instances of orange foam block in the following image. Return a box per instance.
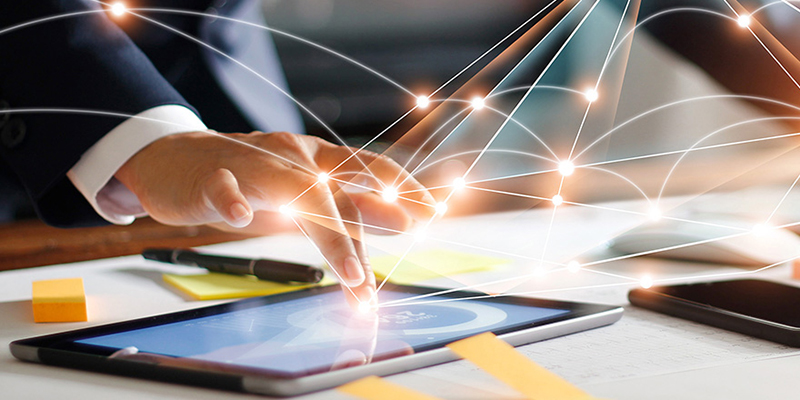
[32,278,88,323]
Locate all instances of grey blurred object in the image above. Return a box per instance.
[262,0,543,142]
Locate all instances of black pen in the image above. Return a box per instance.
[142,248,323,284]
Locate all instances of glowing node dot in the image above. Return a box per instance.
[640,275,653,289]
[414,230,427,243]
[278,205,292,215]
[357,302,373,314]
[738,14,751,28]
[317,172,329,184]
[648,207,662,222]
[453,177,466,190]
[382,187,398,203]
[416,95,430,109]
[567,260,581,273]
[585,88,599,103]
[552,194,563,207]
[753,223,768,236]
[558,160,575,176]
[471,96,485,110]
[435,202,448,215]
[111,2,126,16]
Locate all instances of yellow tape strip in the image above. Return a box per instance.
[338,375,443,400]
[447,332,594,400]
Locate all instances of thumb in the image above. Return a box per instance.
[202,168,253,228]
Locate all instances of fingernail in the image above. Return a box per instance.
[230,203,251,224]
[343,256,366,287]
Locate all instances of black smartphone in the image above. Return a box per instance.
[629,279,800,347]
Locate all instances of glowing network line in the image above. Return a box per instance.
[490,84,589,98]
[397,102,563,188]
[115,9,385,185]
[0,108,324,177]
[90,1,568,191]
[655,115,800,205]
[0,9,106,36]
[779,0,800,14]
[537,0,634,276]
[567,0,633,160]
[115,1,800,305]
[9,2,800,307]
[763,172,800,225]
[394,0,594,195]
[286,214,365,306]
[0,4,433,200]
[290,208,571,271]
[403,115,800,193]
[458,0,603,183]
[381,254,800,309]
[401,149,560,182]
[722,0,800,92]
[426,0,562,99]
[374,50,617,291]
[405,4,605,289]
[94,1,438,198]
[581,220,800,270]
[605,7,735,65]
[574,93,800,160]
[398,97,567,181]
[463,185,753,232]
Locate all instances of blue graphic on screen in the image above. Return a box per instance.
[78,290,569,374]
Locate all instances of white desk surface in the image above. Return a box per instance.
[3,194,800,400]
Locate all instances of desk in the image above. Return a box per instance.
[2,197,800,400]
[0,217,256,271]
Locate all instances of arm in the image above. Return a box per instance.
[0,0,196,227]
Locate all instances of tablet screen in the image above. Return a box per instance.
[74,287,571,377]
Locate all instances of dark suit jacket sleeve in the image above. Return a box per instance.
[0,0,197,227]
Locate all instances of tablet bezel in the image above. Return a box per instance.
[11,283,622,396]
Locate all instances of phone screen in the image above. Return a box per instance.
[649,279,800,328]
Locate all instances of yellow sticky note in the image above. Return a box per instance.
[32,278,88,323]
[446,332,594,400]
[338,375,442,400]
[371,249,510,285]
[162,272,336,300]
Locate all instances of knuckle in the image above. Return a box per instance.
[309,135,328,146]
[271,132,311,157]
[271,131,300,146]
[322,232,353,253]
[209,167,232,181]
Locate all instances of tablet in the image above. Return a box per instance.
[11,283,622,396]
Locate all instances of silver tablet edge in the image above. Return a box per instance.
[242,306,623,396]
[9,343,40,363]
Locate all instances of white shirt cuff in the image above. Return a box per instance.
[67,105,207,225]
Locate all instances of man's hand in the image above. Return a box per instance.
[115,130,436,308]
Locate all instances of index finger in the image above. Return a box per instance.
[270,170,371,306]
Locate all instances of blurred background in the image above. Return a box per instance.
[262,0,800,215]
[261,0,541,141]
